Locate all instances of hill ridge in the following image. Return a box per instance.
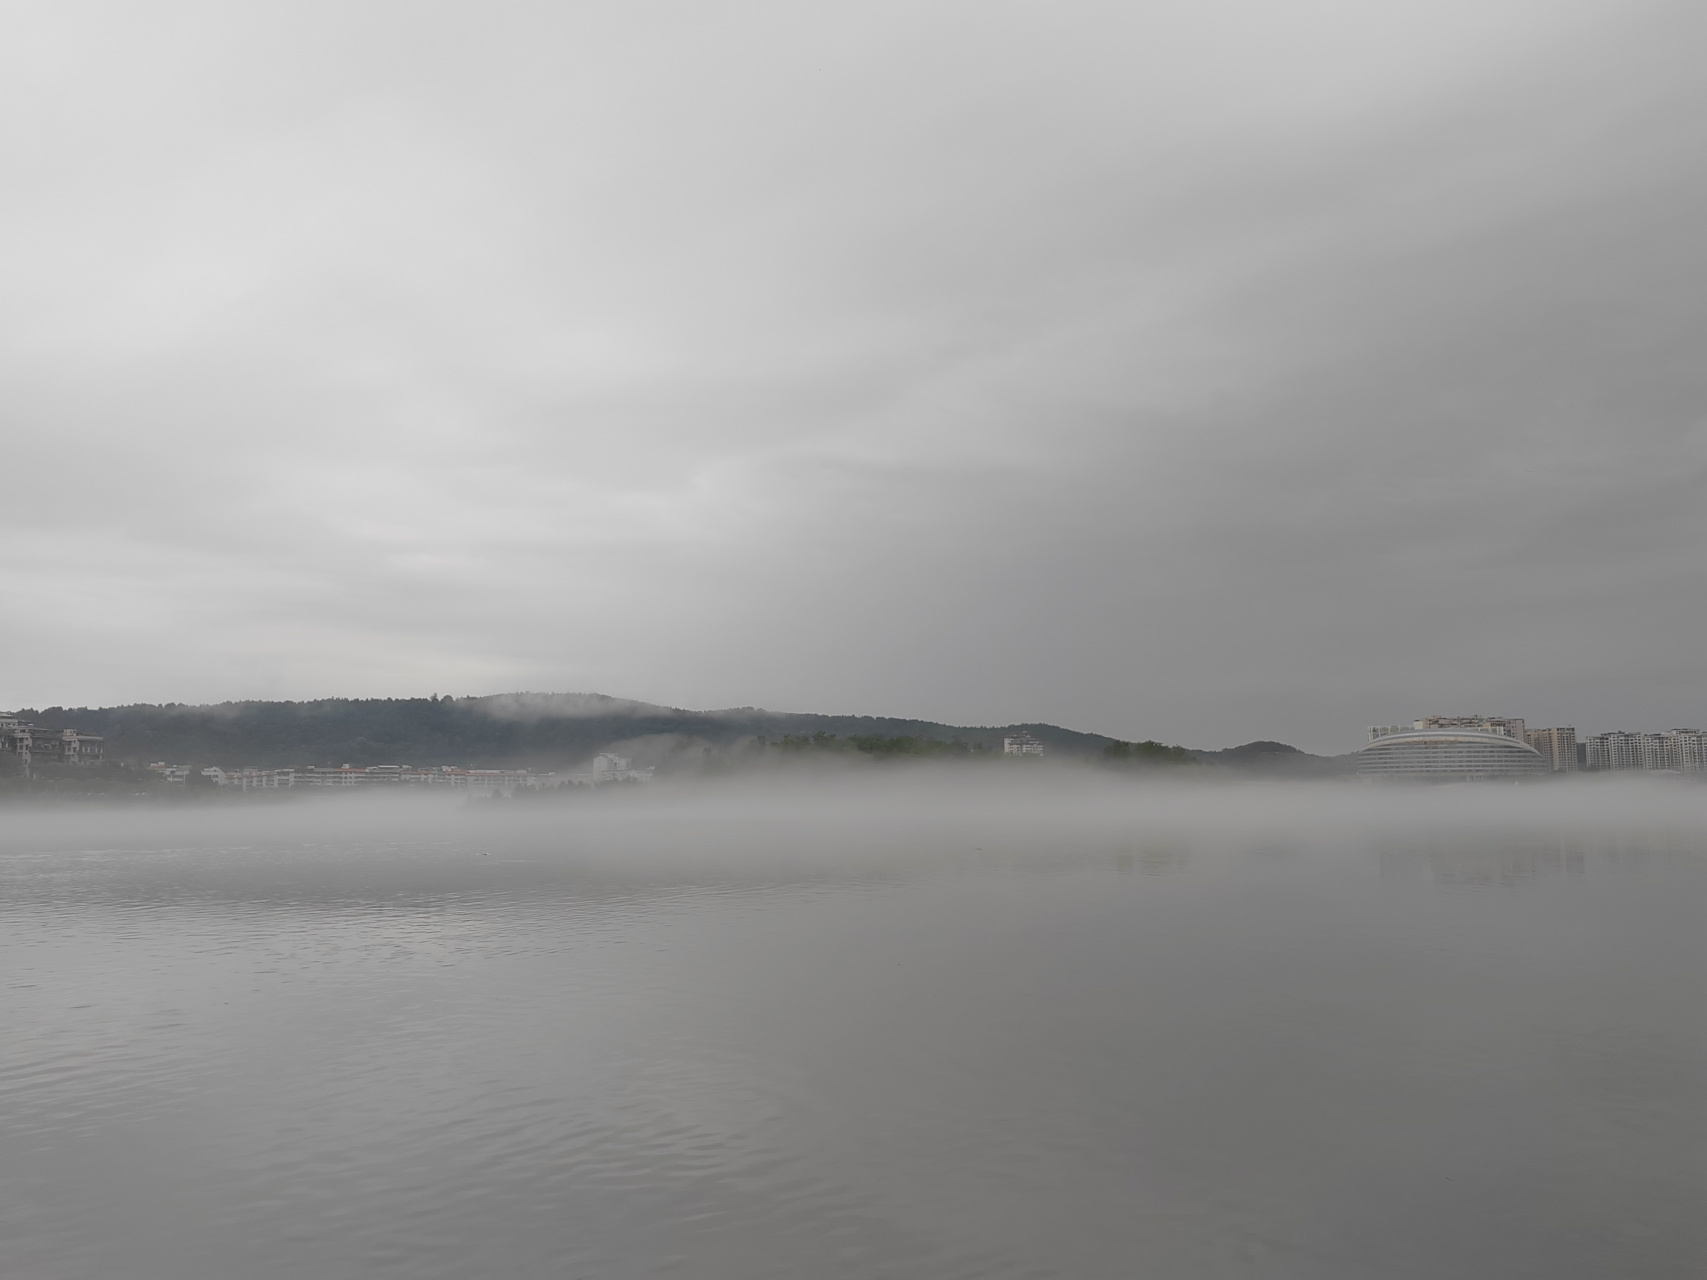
[7,692,1347,774]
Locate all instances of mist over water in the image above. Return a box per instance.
[3,776,1703,1279]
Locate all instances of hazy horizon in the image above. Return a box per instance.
[4,685,1696,760]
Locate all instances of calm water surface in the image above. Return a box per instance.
[2,785,1703,1279]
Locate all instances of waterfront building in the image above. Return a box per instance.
[1641,734,1671,770]
[1524,727,1578,773]
[1667,730,1707,772]
[591,753,652,783]
[1356,728,1548,780]
[1583,731,1657,771]
[1581,730,1707,773]
[227,768,296,789]
[1002,732,1044,756]
[2,716,104,768]
[1583,735,1607,770]
[145,762,559,792]
[296,764,550,790]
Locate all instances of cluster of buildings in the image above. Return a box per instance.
[145,752,654,793]
[15,701,1703,791]
[149,763,558,792]
[0,713,104,771]
[586,752,654,783]
[3,705,658,793]
[1580,731,1707,773]
[1361,715,1707,781]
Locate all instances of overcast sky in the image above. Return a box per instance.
[2,1,1703,752]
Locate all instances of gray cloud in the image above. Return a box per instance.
[2,0,1701,751]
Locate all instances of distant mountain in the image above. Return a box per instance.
[8,694,1351,775]
[1192,740,1356,776]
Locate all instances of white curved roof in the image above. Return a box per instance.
[1359,729,1542,755]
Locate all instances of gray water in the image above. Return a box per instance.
[2,778,1703,1279]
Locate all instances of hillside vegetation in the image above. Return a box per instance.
[7,693,1350,777]
[11,694,1109,770]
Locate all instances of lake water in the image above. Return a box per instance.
[2,778,1703,1279]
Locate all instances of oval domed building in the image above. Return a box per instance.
[1357,729,1548,781]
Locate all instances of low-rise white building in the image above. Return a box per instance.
[157,763,561,792]
[588,753,653,783]
[3,716,104,768]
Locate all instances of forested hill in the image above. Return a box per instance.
[12,694,1123,770]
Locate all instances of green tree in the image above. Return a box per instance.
[1102,740,1196,767]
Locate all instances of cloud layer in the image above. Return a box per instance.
[3,0,1702,751]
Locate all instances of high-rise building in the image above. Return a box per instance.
[1613,731,1648,770]
[1641,734,1671,770]
[1584,731,1666,771]
[1662,730,1707,772]
[1524,727,1577,772]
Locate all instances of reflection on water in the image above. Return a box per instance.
[1,784,1703,1280]
[1113,837,1191,876]
[1377,834,1589,887]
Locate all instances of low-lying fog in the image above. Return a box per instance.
[5,768,1705,860]
[4,774,1702,1280]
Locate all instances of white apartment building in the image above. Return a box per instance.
[588,753,653,783]
[1669,730,1707,772]
[1585,731,1658,771]
[1580,730,1707,773]
[1002,732,1044,756]
[1642,734,1672,770]
[1524,727,1578,773]
[2,716,104,767]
